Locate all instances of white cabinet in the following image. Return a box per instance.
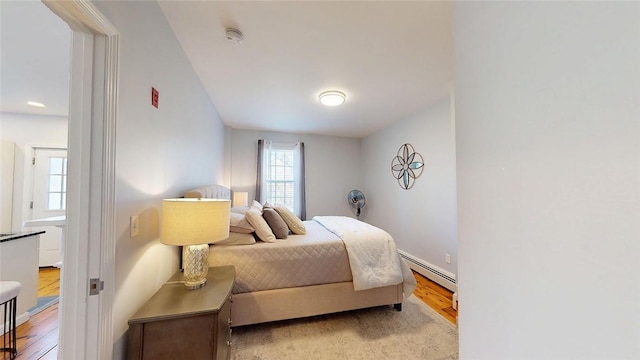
[0,233,40,327]
[24,216,66,267]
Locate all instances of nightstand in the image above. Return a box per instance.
[127,266,235,360]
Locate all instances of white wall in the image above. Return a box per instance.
[93,2,226,357]
[454,2,640,359]
[0,113,68,231]
[229,128,361,218]
[361,97,457,276]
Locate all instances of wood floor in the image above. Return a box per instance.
[10,268,457,359]
[8,267,59,360]
[412,270,458,324]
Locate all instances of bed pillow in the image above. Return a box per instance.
[245,207,276,243]
[274,206,306,235]
[263,201,275,209]
[211,232,256,245]
[230,206,250,215]
[262,208,289,239]
[252,200,263,212]
[229,212,255,234]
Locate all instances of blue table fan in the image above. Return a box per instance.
[347,190,366,219]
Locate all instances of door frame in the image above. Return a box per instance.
[42,1,118,359]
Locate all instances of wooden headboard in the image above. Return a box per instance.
[184,184,231,200]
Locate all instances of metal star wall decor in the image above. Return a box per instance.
[391,143,424,190]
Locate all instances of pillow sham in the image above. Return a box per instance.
[212,231,256,245]
[245,207,276,243]
[274,206,306,235]
[229,212,255,234]
[262,208,288,239]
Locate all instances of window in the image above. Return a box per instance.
[265,146,295,211]
[257,140,306,219]
[48,156,67,210]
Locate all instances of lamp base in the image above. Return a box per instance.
[184,277,207,290]
[183,244,209,290]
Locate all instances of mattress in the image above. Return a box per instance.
[208,220,353,293]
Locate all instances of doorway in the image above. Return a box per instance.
[2,0,119,358]
[0,0,70,341]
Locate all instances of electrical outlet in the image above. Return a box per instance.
[445,253,451,264]
[130,215,139,238]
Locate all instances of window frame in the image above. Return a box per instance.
[47,156,68,210]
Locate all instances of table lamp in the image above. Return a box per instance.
[161,198,230,289]
[233,191,249,207]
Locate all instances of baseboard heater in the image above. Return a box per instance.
[399,250,457,293]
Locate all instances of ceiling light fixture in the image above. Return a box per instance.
[27,101,45,108]
[319,91,346,106]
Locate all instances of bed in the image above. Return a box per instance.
[185,185,415,327]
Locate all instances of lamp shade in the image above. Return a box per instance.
[161,198,230,246]
[233,191,249,207]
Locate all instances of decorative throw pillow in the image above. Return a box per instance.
[229,212,254,234]
[212,232,256,245]
[262,208,289,239]
[245,207,276,243]
[274,206,306,235]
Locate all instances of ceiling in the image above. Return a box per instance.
[0,1,70,117]
[159,1,453,138]
[1,1,453,139]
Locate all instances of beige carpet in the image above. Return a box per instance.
[231,296,458,360]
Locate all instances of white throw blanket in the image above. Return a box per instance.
[313,216,416,298]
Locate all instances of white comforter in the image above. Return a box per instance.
[313,216,417,297]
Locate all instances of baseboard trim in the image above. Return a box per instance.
[399,250,457,292]
[2,311,29,334]
[17,311,30,327]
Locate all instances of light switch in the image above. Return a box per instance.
[130,215,139,238]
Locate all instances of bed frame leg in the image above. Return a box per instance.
[393,303,402,311]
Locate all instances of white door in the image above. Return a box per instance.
[31,147,67,267]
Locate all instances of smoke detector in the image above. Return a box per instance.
[225,28,244,44]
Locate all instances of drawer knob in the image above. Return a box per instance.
[226,340,233,347]
[228,319,232,325]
